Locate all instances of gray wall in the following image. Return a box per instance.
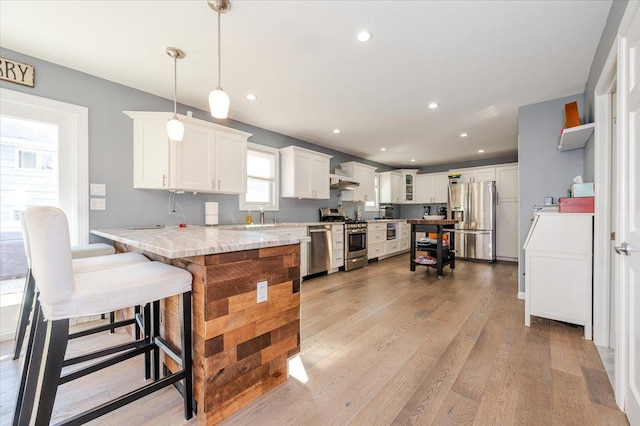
[0,48,394,239]
[517,93,584,292]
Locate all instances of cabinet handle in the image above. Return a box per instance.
[218,179,221,190]
[211,179,215,190]
[162,174,167,187]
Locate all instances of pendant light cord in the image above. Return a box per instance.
[173,55,178,117]
[217,9,222,88]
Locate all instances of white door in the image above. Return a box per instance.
[215,130,246,194]
[312,155,330,200]
[172,121,215,192]
[618,4,640,422]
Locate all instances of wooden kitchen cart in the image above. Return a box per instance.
[407,219,458,279]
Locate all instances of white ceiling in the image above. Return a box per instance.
[0,0,612,167]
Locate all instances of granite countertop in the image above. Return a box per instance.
[366,219,408,223]
[406,219,459,225]
[91,226,310,259]
[217,222,328,230]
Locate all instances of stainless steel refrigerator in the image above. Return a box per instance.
[448,182,496,261]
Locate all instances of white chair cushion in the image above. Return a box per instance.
[72,252,149,274]
[71,243,116,259]
[38,261,192,321]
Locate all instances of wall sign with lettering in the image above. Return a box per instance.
[0,57,35,87]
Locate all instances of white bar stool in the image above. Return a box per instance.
[14,207,193,425]
[13,213,146,360]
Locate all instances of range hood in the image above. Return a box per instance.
[330,174,359,191]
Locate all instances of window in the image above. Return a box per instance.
[18,150,37,169]
[239,143,279,211]
[365,173,380,211]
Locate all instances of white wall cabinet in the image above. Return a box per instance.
[125,111,250,194]
[415,172,449,204]
[340,162,377,202]
[450,166,496,183]
[280,146,332,199]
[379,171,402,204]
[397,169,419,203]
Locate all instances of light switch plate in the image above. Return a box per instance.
[90,183,106,196]
[257,281,268,303]
[90,198,106,210]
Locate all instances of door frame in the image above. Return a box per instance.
[593,0,640,410]
[0,88,89,244]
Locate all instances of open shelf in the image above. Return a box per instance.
[558,122,595,152]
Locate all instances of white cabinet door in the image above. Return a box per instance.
[215,130,247,194]
[496,200,519,259]
[280,146,332,199]
[415,174,435,203]
[391,172,403,203]
[433,173,450,203]
[472,167,496,182]
[312,155,330,199]
[171,120,215,192]
[355,165,376,202]
[379,172,393,203]
[130,115,169,189]
[495,164,518,200]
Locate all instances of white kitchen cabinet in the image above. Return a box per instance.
[524,213,593,339]
[495,163,518,260]
[397,169,419,203]
[367,220,410,259]
[280,146,332,199]
[495,163,518,201]
[330,224,344,270]
[339,162,377,202]
[125,111,250,194]
[450,166,496,183]
[496,200,519,260]
[414,172,449,204]
[379,171,402,204]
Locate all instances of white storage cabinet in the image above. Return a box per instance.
[330,224,344,271]
[523,213,593,339]
[339,162,377,203]
[495,163,519,261]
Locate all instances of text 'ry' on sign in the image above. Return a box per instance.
[0,57,35,87]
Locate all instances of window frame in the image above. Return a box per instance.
[239,142,280,212]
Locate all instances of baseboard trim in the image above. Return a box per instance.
[518,292,525,300]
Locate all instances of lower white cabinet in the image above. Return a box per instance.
[368,243,385,259]
[331,224,344,270]
[367,221,410,259]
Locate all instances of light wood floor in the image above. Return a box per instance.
[0,256,628,425]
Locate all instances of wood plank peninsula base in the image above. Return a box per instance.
[115,242,301,425]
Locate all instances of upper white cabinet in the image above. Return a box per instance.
[339,162,377,202]
[415,172,449,204]
[495,163,519,200]
[450,166,496,183]
[379,171,402,203]
[125,111,250,194]
[379,169,418,203]
[280,146,332,199]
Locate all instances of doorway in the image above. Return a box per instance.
[0,88,88,341]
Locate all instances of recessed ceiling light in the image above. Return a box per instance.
[410,159,416,162]
[478,149,485,153]
[380,148,386,152]
[246,93,257,101]
[333,129,340,134]
[460,133,468,138]
[428,102,439,109]
[356,31,372,42]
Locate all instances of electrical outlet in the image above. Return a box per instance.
[90,198,106,210]
[257,281,268,303]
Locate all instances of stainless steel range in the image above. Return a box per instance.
[319,208,368,271]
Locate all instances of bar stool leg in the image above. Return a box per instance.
[181,291,193,420]
[13,296,40,426]
[12,270,35,360]
[144,303,151,380]
[152,300,160,380]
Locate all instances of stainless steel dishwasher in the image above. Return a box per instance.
[307,224,332,275]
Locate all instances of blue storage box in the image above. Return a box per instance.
[571,182,594,197]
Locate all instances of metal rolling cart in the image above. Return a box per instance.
[407,219,458,279]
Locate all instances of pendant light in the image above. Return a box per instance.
[208,0,231,119]
[166,47,185,141]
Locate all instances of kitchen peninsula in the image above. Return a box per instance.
[91,226,308,425]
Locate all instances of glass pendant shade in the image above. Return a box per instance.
[166,117,185,141]
[209,87,230,119]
